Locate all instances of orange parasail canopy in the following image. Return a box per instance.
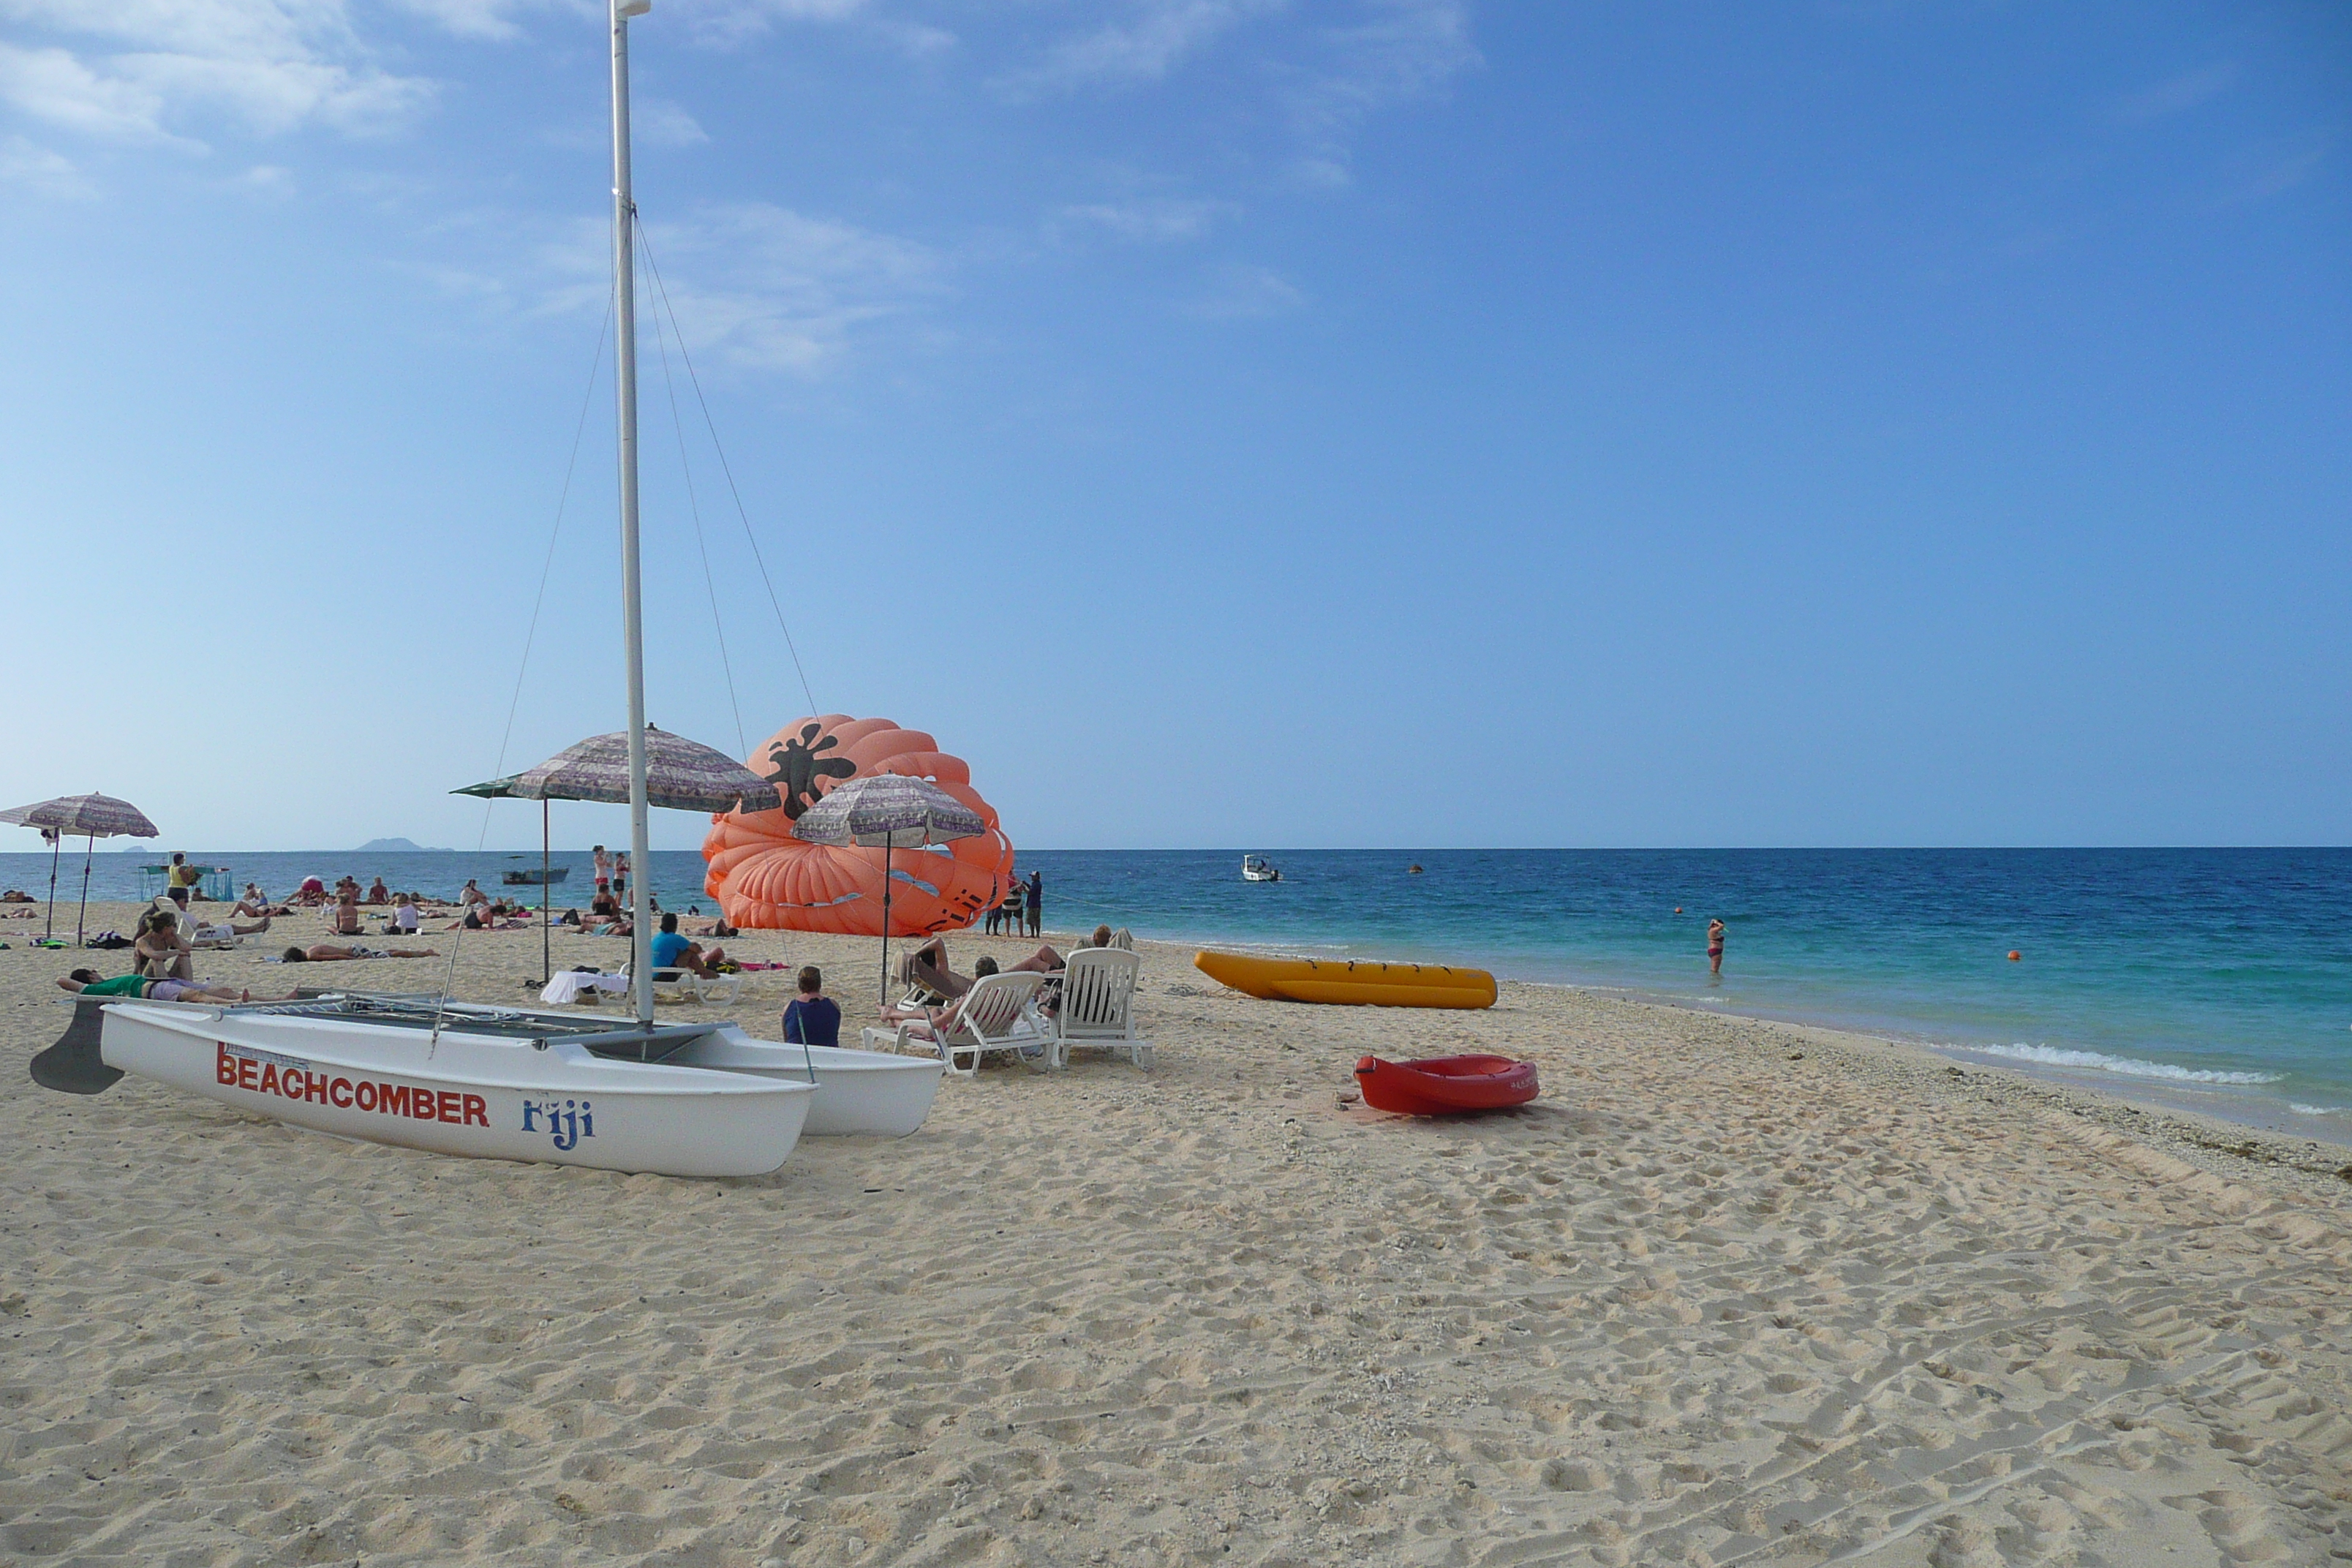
[702,715,1017,936]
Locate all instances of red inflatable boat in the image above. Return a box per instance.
[1354,1055,1539,1115]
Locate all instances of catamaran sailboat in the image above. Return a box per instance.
[29,0,943,1177]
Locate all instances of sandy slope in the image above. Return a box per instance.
[1,902,2348,1567]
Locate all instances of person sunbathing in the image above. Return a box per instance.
[233,883,277,918]
[325,892,364,936]
[365,878,389,904]
[880,957,1002,1037]
[282,943,439,962]
[900,938,1065,1002]
[57,968,281,1004]
[459,879,489,908]
[1,889,33,903]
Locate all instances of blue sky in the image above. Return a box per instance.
[1,1,2345,853]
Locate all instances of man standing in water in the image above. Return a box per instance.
[1708,917,1726,978]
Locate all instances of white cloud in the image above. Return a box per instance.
[387,0,561,42]
[0,133,96,198]
[671,0,938,52]
[1058,195,1234,242]
[231,159,295,195]
[1287,0,1477,185]
[537,201,946,374]
[1188,260,1302,318]
[1026,0,1285,89]
[1003,0,1476,184]
[2114,61,2238,125]
[2219,132,2332,206]
[0,1,433,148]
[636,97,709,146]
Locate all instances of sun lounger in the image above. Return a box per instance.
[862,970,1050,1077]
[619,964,746,1006]
[1045,947,1150,1069]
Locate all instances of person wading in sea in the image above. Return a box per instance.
[1708,918,1726,979]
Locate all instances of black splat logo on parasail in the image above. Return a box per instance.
[763,723,859,820]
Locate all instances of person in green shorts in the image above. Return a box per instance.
[55,968,270,1004]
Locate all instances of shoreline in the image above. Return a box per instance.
[1147,927,2352,1161]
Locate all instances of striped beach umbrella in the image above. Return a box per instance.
[0,793,160,945]
[793,773,988,1004]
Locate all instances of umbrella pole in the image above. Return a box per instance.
[75,834,93,947]
[879,840,893,1009]
[43,833,59,941]
[541,799,552,987]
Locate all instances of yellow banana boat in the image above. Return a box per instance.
[1193,951,1497,1009]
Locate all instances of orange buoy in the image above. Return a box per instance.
[1674,907,1683,914]
[2008,950,2021,962]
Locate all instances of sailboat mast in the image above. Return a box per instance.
[611,0,655,1028]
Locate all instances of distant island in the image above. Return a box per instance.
[353,837,453,853]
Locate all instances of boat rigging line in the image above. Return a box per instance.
[636,225,821,718]
[643,229,749,759]
[434,298,615,1051]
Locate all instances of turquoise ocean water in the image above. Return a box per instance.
[7,846,2346,1140]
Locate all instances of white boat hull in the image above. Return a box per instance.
[98,1003,813,1178]
[659,1025,943,1137]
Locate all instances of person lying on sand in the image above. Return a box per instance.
[282,943,439,962]
[57,968,282,1005]
[233,883,279,918]
[1,889,32,902]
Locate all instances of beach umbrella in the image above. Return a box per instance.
[451,773,557,986]
[508,726,783,814]
[508,726,781,1023]
[0,793,160,945]
[792,773,989,1005]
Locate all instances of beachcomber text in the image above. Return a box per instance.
[216,1043,489,1127]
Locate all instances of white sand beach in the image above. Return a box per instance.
[3,903,2348,1566]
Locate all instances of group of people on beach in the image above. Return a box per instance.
[752,922,1120,1051]
[981,871,1044,938]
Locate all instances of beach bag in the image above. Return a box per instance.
[86,932,131,950]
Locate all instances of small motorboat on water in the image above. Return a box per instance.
[503,866,570,886]
[32,991,944,1176]
[1354,1055,1539,1115]
[1241,854,1282,883]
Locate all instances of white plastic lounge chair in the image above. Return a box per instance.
[620,963,745,1006]
[1109,927,1134,951]
[863,970,1050,1077]
[1046,947,1150,1069]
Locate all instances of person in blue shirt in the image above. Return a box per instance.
[649,911,726,977]
[782,965,840,1047]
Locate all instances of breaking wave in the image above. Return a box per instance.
[1961,1042,2283,1086]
